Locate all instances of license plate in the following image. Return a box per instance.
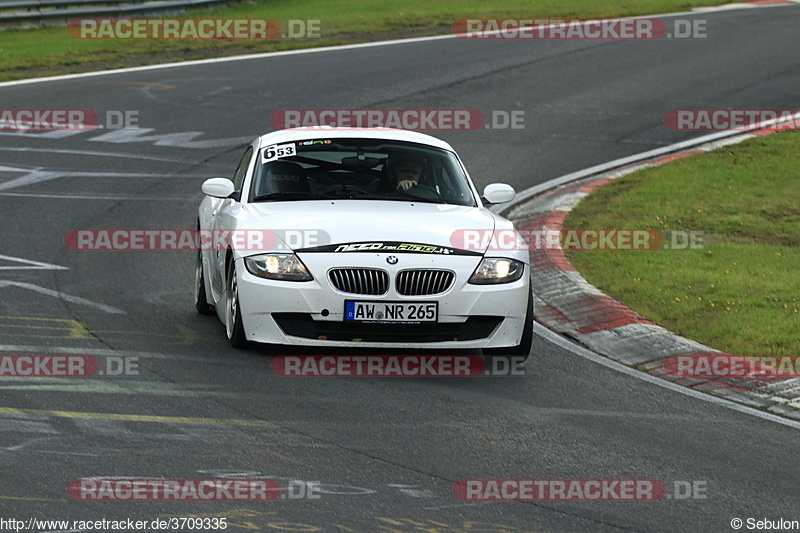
[344,301,438,323]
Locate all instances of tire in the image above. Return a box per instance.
[225,257,249,348]
[194,250,215,315]
[483,288,533,362]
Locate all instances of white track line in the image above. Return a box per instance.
[535,323,800,430]
[0,2,793,88]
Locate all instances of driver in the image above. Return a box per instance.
[391,158,423,191]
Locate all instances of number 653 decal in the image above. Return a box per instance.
[262,143,296,162]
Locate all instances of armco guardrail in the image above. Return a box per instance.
[0,0,236,29]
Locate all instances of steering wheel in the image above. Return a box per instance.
[402,184,442,201]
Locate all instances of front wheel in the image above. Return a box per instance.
[225,258,249,348]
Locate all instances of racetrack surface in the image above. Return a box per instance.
[0,6,799,532]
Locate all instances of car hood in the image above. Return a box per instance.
[238,200,500,254]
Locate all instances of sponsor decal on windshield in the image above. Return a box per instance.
[296,241,481,256]
[298,139,333,146]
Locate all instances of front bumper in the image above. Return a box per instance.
[234,252,530,349]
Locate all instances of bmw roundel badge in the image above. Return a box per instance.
[386,255,399,265]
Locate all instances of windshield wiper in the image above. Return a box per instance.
[340,194,449,204]
[251,192,329,202]
[400,195,448,204]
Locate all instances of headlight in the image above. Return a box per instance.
[244,254,313,281]
[468,257,525,285]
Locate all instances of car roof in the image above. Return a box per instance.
[255,127,456,152]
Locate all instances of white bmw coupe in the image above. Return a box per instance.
[195,127,532,358]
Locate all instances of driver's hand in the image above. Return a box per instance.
[396,179,417,191]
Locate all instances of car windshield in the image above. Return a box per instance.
[248,138,476,206]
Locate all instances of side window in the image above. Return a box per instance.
[231,147,254,191]
[437,162,454,194]
[438,161,468,204]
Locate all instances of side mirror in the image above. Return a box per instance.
[202,178,235,199]
[481,183,516,205]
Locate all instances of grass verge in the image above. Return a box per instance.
[564,130,800,357]
[0,0,745,81]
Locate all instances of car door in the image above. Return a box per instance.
[207,145,255,301]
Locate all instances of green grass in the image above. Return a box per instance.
[0,0,746,81]
[564,131,800,357]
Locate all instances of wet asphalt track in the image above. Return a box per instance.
[0,6,799,532]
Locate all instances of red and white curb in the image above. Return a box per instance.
[503,119,800,421]
[696,0,800,9]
